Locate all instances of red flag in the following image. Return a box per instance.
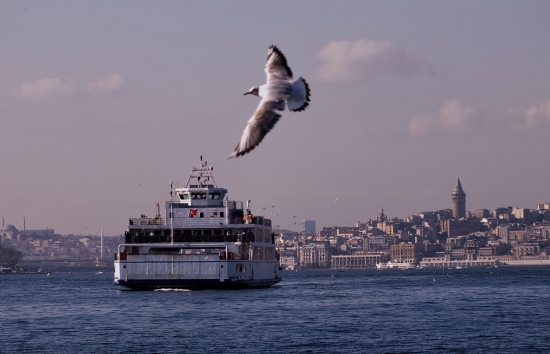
[189,209,198,217]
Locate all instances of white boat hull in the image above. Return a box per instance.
[114,252,281,290]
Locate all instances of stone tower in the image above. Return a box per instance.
[452,178,466,218]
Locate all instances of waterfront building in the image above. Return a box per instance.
[513,243,539,257]
[331,253,388,269]
[420,254,498,268]
[280,251,298,271]
[299,243,331,269]
[389,242,423,264]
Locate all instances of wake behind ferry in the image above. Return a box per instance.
[114,158,281,290]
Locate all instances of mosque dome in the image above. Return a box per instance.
[4,224,19,233]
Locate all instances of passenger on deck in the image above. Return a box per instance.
[247,230,255,242]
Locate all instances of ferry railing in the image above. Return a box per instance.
[128,216,269,228]
[126,234,242,244]
[164,200,244,209]
[129,217,241,227]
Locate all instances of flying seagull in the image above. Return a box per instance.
[229,45,311,158]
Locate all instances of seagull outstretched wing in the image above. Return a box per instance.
[265,46,293,81]
[230,98,285,158]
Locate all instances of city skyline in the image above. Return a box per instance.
[2,2,549,234]
[2,179,547,236]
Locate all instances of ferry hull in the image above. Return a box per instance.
[115,277,281,290]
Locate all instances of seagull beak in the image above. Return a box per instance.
[244,91,251,96]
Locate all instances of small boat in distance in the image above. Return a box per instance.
[114,158,282,290]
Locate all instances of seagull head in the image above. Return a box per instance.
[244,86,259,97]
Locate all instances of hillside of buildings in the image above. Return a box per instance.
[2,179,549,272]
[0,224,123,272]
[276,202,550,270]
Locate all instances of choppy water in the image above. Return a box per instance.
[2,267,550,353]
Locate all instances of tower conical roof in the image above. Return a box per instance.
[453,178,465,194]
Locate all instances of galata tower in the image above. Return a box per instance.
[452,178,466,218]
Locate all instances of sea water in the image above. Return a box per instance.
[2,267,550,353]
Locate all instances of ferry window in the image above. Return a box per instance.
[213,229,222,235]
[265,247,274,260]
[193,230,201,236]
[199,212,204,218]
[192,193,207,199]
[253,246,263,260]
[220,212,225,218]
[183,230,192,236]
[203,229,212,236]
[256,229,264,243]
[179,193,190,200]
[209,192,222,200]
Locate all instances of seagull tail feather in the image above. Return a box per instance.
[288,77,311,112]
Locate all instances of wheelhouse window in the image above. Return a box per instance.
[191,192,207,199]
[178,193,190,200]
[208,192,222,200]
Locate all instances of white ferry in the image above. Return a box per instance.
[114,158,282,290]
[376,261,416,270]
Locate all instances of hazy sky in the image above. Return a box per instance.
[2,1,549,235]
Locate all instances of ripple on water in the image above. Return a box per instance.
[2,268,550,353]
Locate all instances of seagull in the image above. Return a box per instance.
[229,45,311,158]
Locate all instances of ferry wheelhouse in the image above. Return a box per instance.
[114,158,281,290]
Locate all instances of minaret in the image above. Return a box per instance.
[452,178,466,218]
